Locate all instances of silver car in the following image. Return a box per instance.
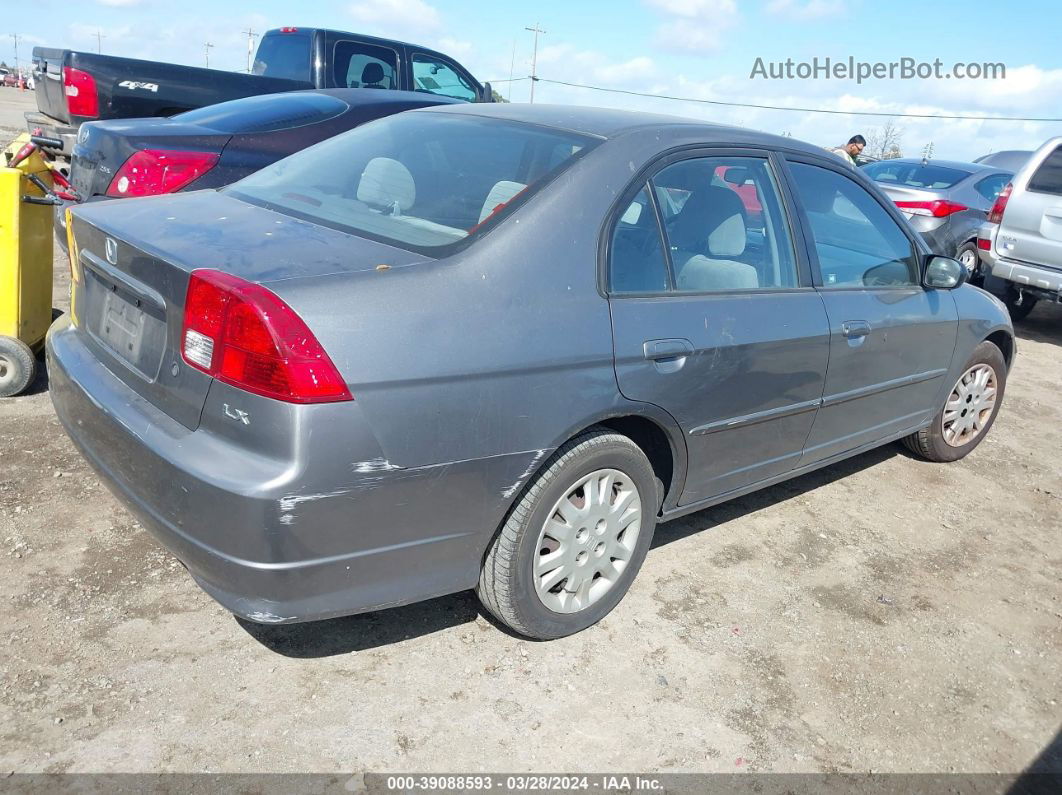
[863,159,1012,274]
[979,136,1062,320]
[48,104,1015,639]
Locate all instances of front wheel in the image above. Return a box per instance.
[902,341,1006,462]
[477,429,658,639]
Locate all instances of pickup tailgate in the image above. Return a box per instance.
[31,48,70,123]
[66,191,425,429]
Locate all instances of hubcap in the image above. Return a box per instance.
[532,468,642,614]
[959,249,977,269]
[0,355,12,387]
[942,363,997,447]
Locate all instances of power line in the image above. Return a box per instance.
[513,76,1062,123]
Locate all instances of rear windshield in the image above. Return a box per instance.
[174,93,348,134]
[228,112,597,254]
[1028,146,1062,196]
[252,32,312,82]
[863,161,970,189]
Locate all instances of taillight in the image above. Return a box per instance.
[987,183,1012,224]
[977,237,992,250]
[279,26,299,32]
[63,67,98,118]
[181,270,352,404]
[106,149,219,197]
[894,199,969,218]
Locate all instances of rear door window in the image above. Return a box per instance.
[1027,146,1062,196]
[334,41,399,89]
[412,54,478,101]
[788,161,919,288]
[252,32,313,82]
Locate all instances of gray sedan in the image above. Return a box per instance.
[49,104,1014,639]
[863,158,1012,274]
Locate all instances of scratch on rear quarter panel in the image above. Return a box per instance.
[352,457,403,474]
[278,489,351,512]
[501,449,548,499]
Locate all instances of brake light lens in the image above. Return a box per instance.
[181,270,352,404]
[894,199,969,218]
[63,67,98,118]
[106,149,219,197]
[279,26,299,33]
[987,183,1012,224]
[977,237,992,251]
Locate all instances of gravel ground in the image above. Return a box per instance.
[1,188,1059,775]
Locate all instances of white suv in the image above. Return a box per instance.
[978,136,1062,320]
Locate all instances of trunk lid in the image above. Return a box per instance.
[998,142,1062,269]
[68,191,426,429]
[71,118,232,200]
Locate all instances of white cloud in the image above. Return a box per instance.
[96,0,143,7]
[765,0,846,19]
[535,44,658,87]
[644,0,739,54]
[348,0,442,34]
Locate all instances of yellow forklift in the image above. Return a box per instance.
[0,133,71,397]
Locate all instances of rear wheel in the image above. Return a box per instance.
[1001,287,1037,322]
[902,341,1006,462]
[955,241,980,276]
[0,337,36,397]
[477,429,658,639]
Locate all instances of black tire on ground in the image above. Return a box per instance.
[0,336,37,398]
[902,340,1007,463]
[477,428,659,640]
[955,240,980,277]
[1002,288,1037,322]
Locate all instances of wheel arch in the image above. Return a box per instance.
[985,328,1016,370]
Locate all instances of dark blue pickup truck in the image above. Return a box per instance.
[27,26,492,154]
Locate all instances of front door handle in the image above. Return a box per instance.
[842,320,871,339]
[643,338,694,360]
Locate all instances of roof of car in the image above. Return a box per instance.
[307,88,464,106]
[417,102,829,155]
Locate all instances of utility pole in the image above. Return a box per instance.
[524,23,545,104]
[10,33,20,73]
[243,28,258,73]
[204,41,214,69]
[94,28,105,54]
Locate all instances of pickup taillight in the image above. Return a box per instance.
[63,67,99,118]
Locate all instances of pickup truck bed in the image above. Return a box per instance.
[28,27,491,154]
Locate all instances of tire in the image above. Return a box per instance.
[955,241,980,277]
[477,428,659,640]
[1002,288,1037,322]
[902,341,1006,463]
[0,336,37,397]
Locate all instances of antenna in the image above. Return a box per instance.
[204,41,214,69]
[243,28,259,73]
[525,23,546,103]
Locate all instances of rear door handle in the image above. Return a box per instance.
[642,338,694,374]
[842,320,871,339]
[643,338,694,360]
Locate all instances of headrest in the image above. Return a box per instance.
[362,62,385,85]
[669,185,747,258]
[479,180,526,222]
[357,157,415,212]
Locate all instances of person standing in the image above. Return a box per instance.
[828,135,866,167]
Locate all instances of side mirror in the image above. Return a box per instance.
[924,255,968,289]
[479,81,494,103]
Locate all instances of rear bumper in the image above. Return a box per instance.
[987,257,1062,300]
[47,317,527,623]
[25,111,76,156]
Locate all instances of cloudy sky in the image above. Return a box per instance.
[8,0,1062,161]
